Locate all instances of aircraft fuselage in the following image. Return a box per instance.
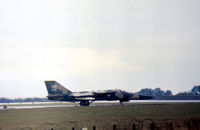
[45,81,153,106]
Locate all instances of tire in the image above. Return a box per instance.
[80,100,90,106]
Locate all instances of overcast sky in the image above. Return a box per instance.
[0,0,200,98]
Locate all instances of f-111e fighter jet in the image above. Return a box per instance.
[44,80,153,106]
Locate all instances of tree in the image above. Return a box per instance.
[165,90,172,96]
[138,88,173,97]
[191,85,200,95]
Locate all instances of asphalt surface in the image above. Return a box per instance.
[1,100,200,110]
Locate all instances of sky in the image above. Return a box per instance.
[0,0,200,98]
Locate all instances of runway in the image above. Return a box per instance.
[1,100,200,110]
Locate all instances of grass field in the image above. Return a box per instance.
[0,103,200,130]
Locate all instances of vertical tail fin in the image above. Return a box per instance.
[44,80,72,95]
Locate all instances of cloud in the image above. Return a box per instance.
[0,47,142,80]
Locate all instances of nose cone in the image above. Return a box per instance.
[139,95,153,100]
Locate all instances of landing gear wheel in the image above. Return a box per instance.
[119,100,124,105]
[80,100,90,106]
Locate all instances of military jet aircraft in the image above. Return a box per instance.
[44,80,153,106]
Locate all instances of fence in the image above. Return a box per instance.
[12,117,200,130]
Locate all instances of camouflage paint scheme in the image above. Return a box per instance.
[44,81,153,106]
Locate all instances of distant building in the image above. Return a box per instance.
[176,91,195,96]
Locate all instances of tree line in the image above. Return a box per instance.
[137,85,200,97]
[137,88,172,97]
[0,97,48,103]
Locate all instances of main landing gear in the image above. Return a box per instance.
[80,100,90,106]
